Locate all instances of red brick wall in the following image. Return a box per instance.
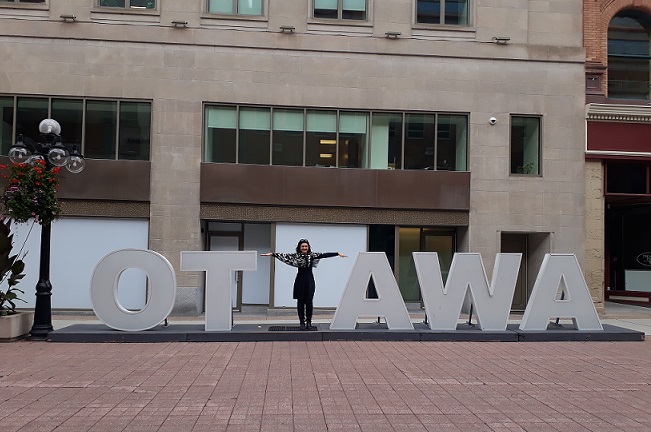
[584,0,651,96]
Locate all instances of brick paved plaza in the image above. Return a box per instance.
[1,340,650,431]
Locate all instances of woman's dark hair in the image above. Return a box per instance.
[296,238,311,254]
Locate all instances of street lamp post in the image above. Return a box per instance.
[8,119,85,340]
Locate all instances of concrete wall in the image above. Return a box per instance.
[0,0,586,312]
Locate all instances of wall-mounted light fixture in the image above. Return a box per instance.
[491,36,510,44]
[280,25,295,33]
[60,14,77,22]
[385,31,401,39]
[171,20,188,28]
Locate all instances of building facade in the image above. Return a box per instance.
[585,0,651,308]
[0,0,586,315]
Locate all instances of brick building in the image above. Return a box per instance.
[585,0,651,308]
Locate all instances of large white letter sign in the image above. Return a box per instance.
[180,251,257,331]
[520,254,603,331]
[91,249,176,331]
[413,253,521,331]
[330,253,413,330]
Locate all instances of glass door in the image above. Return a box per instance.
[397,227,455,302]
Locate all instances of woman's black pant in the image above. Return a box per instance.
[297,299,313,324]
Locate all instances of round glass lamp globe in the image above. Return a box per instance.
[39,119,61,136]
[47,147,69,167]
[8,146,32,164]
[66,156,85,174]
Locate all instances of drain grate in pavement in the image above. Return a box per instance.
[268,326,316,332]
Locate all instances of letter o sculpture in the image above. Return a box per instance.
[90,249,177,331]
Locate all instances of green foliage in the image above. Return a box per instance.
[1,160,62,226]
[0,219,26,316]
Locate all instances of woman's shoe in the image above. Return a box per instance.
[306,321,313,330]
[300,322,306,330]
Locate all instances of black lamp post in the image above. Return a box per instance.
[8,119,85,340]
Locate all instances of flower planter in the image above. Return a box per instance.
[0,311,34,341]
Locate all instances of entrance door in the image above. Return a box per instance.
[397,227,455,302]
[501,233,528,311]
[209,234,243,310]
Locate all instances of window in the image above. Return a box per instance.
[606,162,648,195]
[0,97,14,156]
[338,112,368,168]
[314,0,366,20]
[608,10,651,100]
[0,95,152,160]
[273,109,304,166]
[306,110,336,166]
[98,0,156,9]
[203,105,468,171]
[369,113,402,169]
[208,0,263,15]
[238,107,270,164]
[416,0,469,26]
[510,116,540,175]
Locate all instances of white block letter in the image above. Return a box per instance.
[330,253,413,330]
[520,254,603,331]
[414,253,521,331]
[181,251,257,331]
[91,249,176,331]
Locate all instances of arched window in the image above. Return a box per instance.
[608,10,651,100]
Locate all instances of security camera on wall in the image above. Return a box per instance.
[489,117,497,125]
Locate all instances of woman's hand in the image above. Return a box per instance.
[260,252,273,256]
[338,252,347,258]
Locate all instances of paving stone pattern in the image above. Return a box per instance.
[1,341,650,431]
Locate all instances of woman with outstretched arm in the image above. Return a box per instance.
[261,238,346,330]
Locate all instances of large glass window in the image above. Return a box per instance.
[608,10,651,100]
[606,162,648,195]
[52,99,83,149]
[85,101,117,159]
[510,116,540,175]
[338,112,368,168]
[370,113,402,169]
[16,97,48,144]
[205,106,236,163]
[436,114,467,171]
[404,114,436,170]
[1,96,151,160]
[119,102,151,160]
[314,0,366,20]
[416,0,469,25]
[208,0,263,15]
[203,105,467,171]
[0,97,14,156]
[98,0,156,9]
[238,107,270,165]
[306,110,337,167]
[272,109,304,166]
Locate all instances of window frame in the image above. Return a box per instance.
[509,115,542,176]
[96,0,157,10]
[312,0,368,21]
[415,0,471,27]
[206,0,265,16]
[0,95,152,161]
[607,10,651,101]
[203,104,468,172]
